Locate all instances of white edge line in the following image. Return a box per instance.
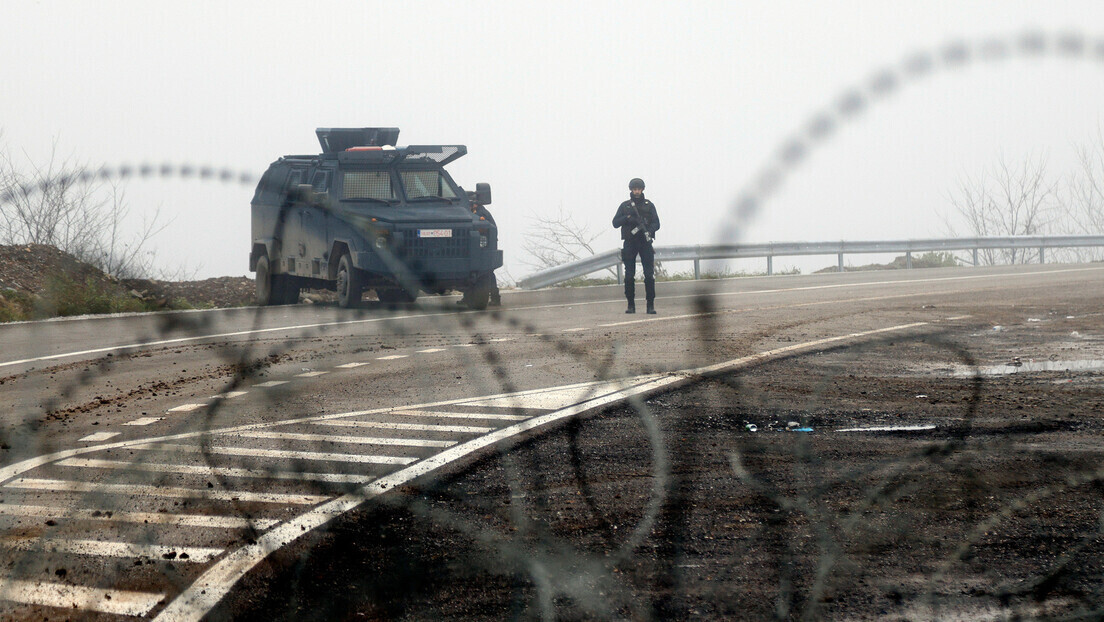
[152,319,928,622]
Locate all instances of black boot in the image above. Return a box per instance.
[626,300,636,314]
[646,300,656,314]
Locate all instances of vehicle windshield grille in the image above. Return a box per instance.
[343,171,394,200]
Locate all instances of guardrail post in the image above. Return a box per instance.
[838,253,844,272]
[767,255,773,276]
[972,248,979,266]
[906,251,912,269]
[694,258,700,280]
[616,262,622,285]
[1039,247,1045,264]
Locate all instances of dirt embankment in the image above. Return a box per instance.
[0,244,256,313]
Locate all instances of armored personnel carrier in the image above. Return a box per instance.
[249,128,501,308]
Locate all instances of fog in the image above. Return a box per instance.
[3,1,1103,280]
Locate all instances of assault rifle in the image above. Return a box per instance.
[628,200,654,244]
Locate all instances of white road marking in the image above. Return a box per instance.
[1,537,223,563]
[376,354,407,360]
[315,420,493,434]
[5,478,331,505]
[56,457,375,485]
[561,327,587,332]
[417,348,446,353]
[390,409,530,421]
[296,371,328,377]
[0,502,279,529]
[254,381,288,388]
[335,361,368,368]
[835,424,937,432]
[454,343,476,347]
[213,391,248,399]
[124,417,164,426]
[168,403,206,413]
[77,432,118,442]
[133,443,417,466]
[231,431,456,448]
[0,579,165,616]
[489,337,514,342]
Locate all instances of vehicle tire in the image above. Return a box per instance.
[377,288,418,306]
[336,254,362,308]
[255,255,278,306]
[466,276,491,311]
[279,276,301,305]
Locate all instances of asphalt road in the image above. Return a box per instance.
[1,263,1102,620]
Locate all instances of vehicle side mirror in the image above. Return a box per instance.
[475,182,492,206]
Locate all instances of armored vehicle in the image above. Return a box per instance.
[250,128,501,308]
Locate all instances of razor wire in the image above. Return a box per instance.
[1,29,1103,621]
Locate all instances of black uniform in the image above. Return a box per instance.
[612,194,660,310]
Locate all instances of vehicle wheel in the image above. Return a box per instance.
[466,276,491,311]
[279,276,301,305]
[255,255,277,306]
[377,288,418,305]
[336,254,362,308]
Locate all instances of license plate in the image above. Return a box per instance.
[418,229,452,238]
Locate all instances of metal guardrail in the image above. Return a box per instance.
[516,235,1104,290]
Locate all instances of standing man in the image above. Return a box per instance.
[612,177,660,314]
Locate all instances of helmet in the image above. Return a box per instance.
[628,177,645,190]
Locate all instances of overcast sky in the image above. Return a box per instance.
[4,1,1104,280]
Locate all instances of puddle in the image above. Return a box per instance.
[954,359,1104,376]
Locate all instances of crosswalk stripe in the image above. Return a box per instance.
[254,381,288,388]
[0,502,279,529]
[335,362,367,368]
[56,457,376,485]
[0,579,165,616]
[231,431,455,448]
[390,409,529,421]
[133,443,417,466]
[5,478,330,505]
[1,537,223,563]
[313,420,493,433]
[296,371,328,377]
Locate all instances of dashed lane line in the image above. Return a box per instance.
[295,371,329,378]
[230,430,456,448]
[167,403,206,413]
[1,537,224,563]
[0,501,280,530]
[5,478,331,506]
[124,417,164,426]
[335,361,367,368]
[56,457,375,486]
[0,579,165,617]
[78,432,118,442]
[213,391,248,399]
[314,420,494,434]
[253,381,288,388]
[417,348,447,353]
[376,354,407,360]
[132,442,417,466]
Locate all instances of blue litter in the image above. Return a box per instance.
[793,427,814,432]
